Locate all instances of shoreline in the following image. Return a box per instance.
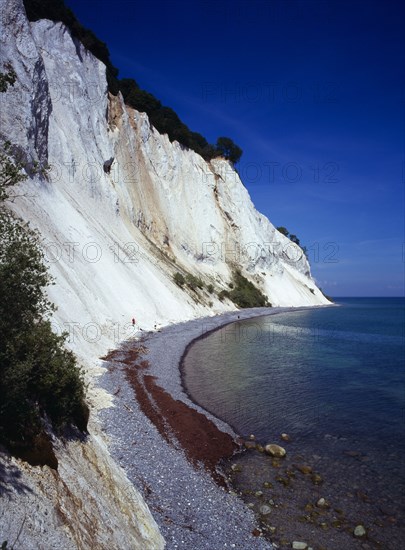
[170,302,404,550]
[98,306,321,549]
[177,306,320,438]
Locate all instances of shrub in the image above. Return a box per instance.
[0,118,88,464]
[215,137,243,165]
[289,234,300,246]
[0,64,16,93]
[185,274,204,291]
[173,272,185,287]
[227,270,270,308]
[276,226,289,237]
[218,289,229,302]
[0,208,88,458]
[207,284,214,294]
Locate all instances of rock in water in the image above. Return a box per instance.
[354,525,366,537]
[281,433,290,441]
[265,444,286,458]
[292,542,308,549]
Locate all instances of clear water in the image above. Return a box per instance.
[183,298,405,549]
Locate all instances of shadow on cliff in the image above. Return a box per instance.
[0,450,33,496]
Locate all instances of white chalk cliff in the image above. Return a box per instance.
[0,0,329,547]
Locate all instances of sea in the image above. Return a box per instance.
[182,298,405,550]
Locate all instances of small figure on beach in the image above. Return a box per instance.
[132,317,136,326]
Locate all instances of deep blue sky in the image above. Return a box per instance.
[65,0,404,297]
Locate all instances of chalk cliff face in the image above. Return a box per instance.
[0,0,328,547]
[1,1,328,363]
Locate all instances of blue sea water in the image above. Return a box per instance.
[183,298,405,549]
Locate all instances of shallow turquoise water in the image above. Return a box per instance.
[184,298,404,447]
[183,298,405,549]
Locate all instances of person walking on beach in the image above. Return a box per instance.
[132,317,136,326]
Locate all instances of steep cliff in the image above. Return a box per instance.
[0,0,328,547]
[1,3,328,362]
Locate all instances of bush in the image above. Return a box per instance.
[0,209,88,456]
[207,284,214,294]
[276,226,289,237]
[185,273,204,291]
[277,226,302,246]
[216,137,243,165]
[0,119,88,464]
[0,218,88,461]
[0,64,16,93]
[218,289,229,302]
[173,272,185,287]
[227,270,270,308]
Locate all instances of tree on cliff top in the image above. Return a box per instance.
[22,0,244,164]
[216,137,243,165]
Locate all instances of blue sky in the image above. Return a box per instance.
[66,0,404,297]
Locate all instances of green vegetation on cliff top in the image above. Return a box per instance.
[23,0,243,164]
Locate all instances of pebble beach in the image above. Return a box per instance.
[99,307,294,549]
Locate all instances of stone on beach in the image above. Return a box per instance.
[292,542,308,549]
[311,473,323,485]
[265,444,286,458]
[281,433,290,441]
[316,497,328,508]
[354,524,366,537]
[259,505,272,515]
[296,464,312,475]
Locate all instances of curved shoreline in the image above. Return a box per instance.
[179,302,337,438]
[137,306,317,439]
[177,306,319,438]
[173,302,405,550]
[98,306,324,549]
